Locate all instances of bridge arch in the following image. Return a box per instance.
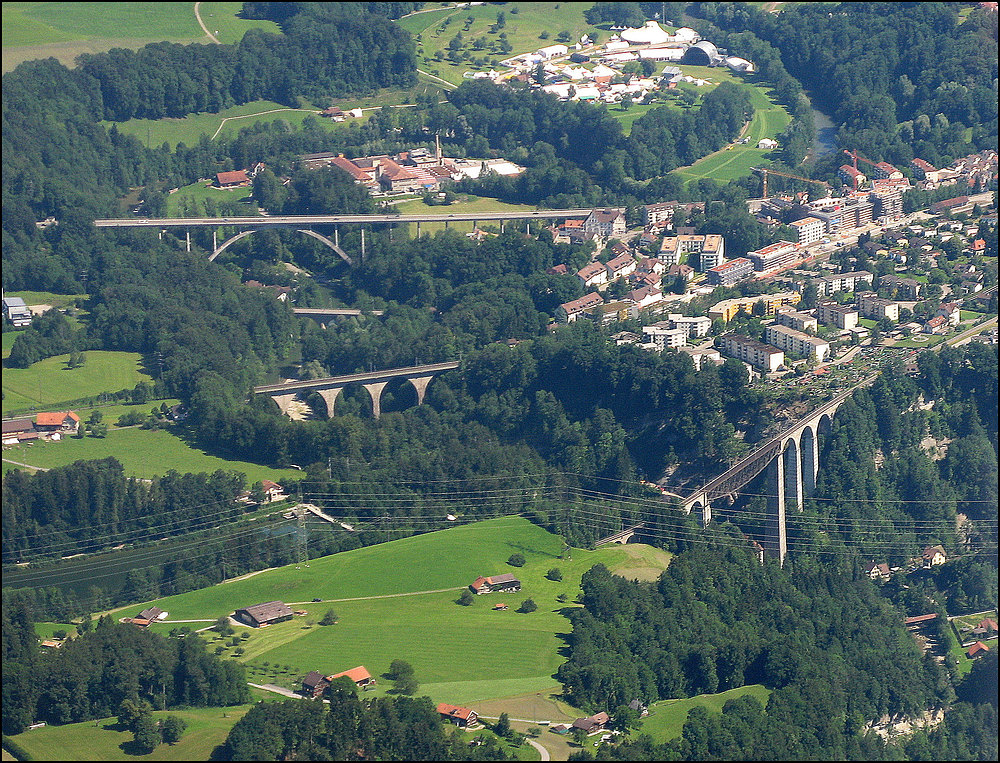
[782,437,803,512]
[209,228,351,263]
[800,425,818,496]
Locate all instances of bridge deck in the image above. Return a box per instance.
[253,361,460,394]
[94,210,593,228]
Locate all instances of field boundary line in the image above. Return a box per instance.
[287,586,465,605]
[210,108,318,140]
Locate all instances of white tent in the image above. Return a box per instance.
[621,21,671,46]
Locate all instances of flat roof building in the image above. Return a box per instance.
[765,324,830,363]
[773,307,818,333]
[708,291,801,323]
[747,241,798,272]
[718,334,784,373]
[707,257,754,286]
[816,301,859,330]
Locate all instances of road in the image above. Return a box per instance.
[94,210,593,227]
[193,2,220,44]
[526,738,551,761]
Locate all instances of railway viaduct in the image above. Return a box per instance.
[253,361,460,420]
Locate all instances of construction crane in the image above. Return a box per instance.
[753,167,831,198]
[841,149,885,189]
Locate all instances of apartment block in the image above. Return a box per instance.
[857,293,900,322]
[667,313,712,338]
[816,300,859,330]
[708,291,801,323]
[815,270,874,297]
[659,234,725,271]
[643,324,688,350]
[707,257,754,286]
[773,307,818,333]
[718,334,784,373]
[747,240,798,272]
[788,217,825,246]
[765,324,830,363]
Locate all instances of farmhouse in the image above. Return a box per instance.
[34,411,80,436]
[215,170,251,188]
[863,561,891,581]
[260,479,286,502]
[329,665,376,688]
[234,600,294,627]
[3,296,33,327]
[437,703,479,728]
[2,418,37,445]
[572,712,610,734]
[469,573,521,594]
[137,606,167,621]
[967,642,990,660]
[302,671,330,699]
[922,545,947,568]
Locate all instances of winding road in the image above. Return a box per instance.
[194,2,220,44]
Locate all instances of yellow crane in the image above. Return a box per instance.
[753,166,832,198]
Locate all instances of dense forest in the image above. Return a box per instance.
[692,1,999,171]
[2,601,249,734]
[222,690,510,761]
[560,551,997,761]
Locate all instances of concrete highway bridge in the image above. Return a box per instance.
[94,210,593,262]
[679,375,878,565]
[254,361,460,420]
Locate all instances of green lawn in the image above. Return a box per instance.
[103,517,672,707]
[2,291,87,310]
[2,331,24,360]
[670,68,792,185]
[637,685,773,742]
[165,178,256,217]
[5,705,253,761]
[402,2,610,87]
[3,2,277,73]
[393,194,545,236]
[2,424,303,484]
[2,350,152,415]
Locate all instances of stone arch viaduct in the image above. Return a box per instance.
[253,362,460,420]
[679,376,877,565]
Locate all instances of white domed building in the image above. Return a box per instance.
[621,21,671,46]
[682,40,722,66]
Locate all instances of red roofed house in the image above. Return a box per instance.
[872,161,903,180]
[469,573,521,594]
[328,665,376,688]
[34,411,80,436]
[970,238,985,253]
[922,545,947,567]
[977,619,998,634]
[967,641,990,659]
[838,164,867,188]
[546,264,569,276]
[261,480,286,502]
[215,170,251,188]
[571,712,610,734]
[437,703,479,728]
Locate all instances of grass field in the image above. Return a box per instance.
[638,685,773,742]
[2,2,277,73]
[2,350,151,415]
[6,705,253,761]
[393,194,545,236]
[165,178,256,217]
[1,423,303,483]
[103,518,672,709]
[399,2,609,87]
[670,66,792,185]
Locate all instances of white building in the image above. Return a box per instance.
[680,346,722,371]
[757,138,778,149]
[788,217,825,246]
[621,21,671,46]
[765,324,830,363]
[667,313,712,338]
[643,324,688,350]
[724,56,755,73]
[537,44,569,59]
[577,261,610,289]
[718,334,784,373]
[584,208,627,239]
[2,296,33,328]
[773,307,818,333]
[659,234,725,271]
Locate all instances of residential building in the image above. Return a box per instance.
[329,666,376,688]
[815,270,874,297]
[747,241,798,272]
[234,601,294,627]
[863,561,891,581]
[788,217,825,246]
[922,545,947,568]
[470,573,521,594]
[572,713,610,734]
[707,257,754,286]
[923,315,948,334]
[667,313,712,338]
[718,334,784,373]
[857,293,900,322]
[260,479,286,502]
[605,253,638,281]
[929,196,973,215]
[680,346,722,371]
[872,161,902,180]
[625,285,663,309]
[659,234,725,271]
[215,170,251,188]
[773,307,818,333]
[911,158,939,181]
[583,208,626,239]
[2,296,33,327]
[302,671,330,699]
[577,261,609,289]
[591,300,635,325]
[937,302,961,327]
[816,301,859,330]
[642,324,687,350]
[765,324,830,363]
[643,201,704,227]
[665,263,695,287]
[870,188,904,220]
[137,607,167,622]
[558,292,604,322]
[708,291,801,322]
[967,642,990,660]
[838,164,867,188]
[879,274,924,300]
[636,257,664,275]
[438,703,479,729]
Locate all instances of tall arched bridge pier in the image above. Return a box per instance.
[680,377,876,565]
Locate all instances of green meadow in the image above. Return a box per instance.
[393,194,544,236]
[2,350,151,415]
[637,685,773,742]
[5,705,254,762]
[1,423,302,484]
[670,67,792,185]
[401,2,610,87]
[165,179,255,217]
[2,2,276,73]
[108,517,672,708]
